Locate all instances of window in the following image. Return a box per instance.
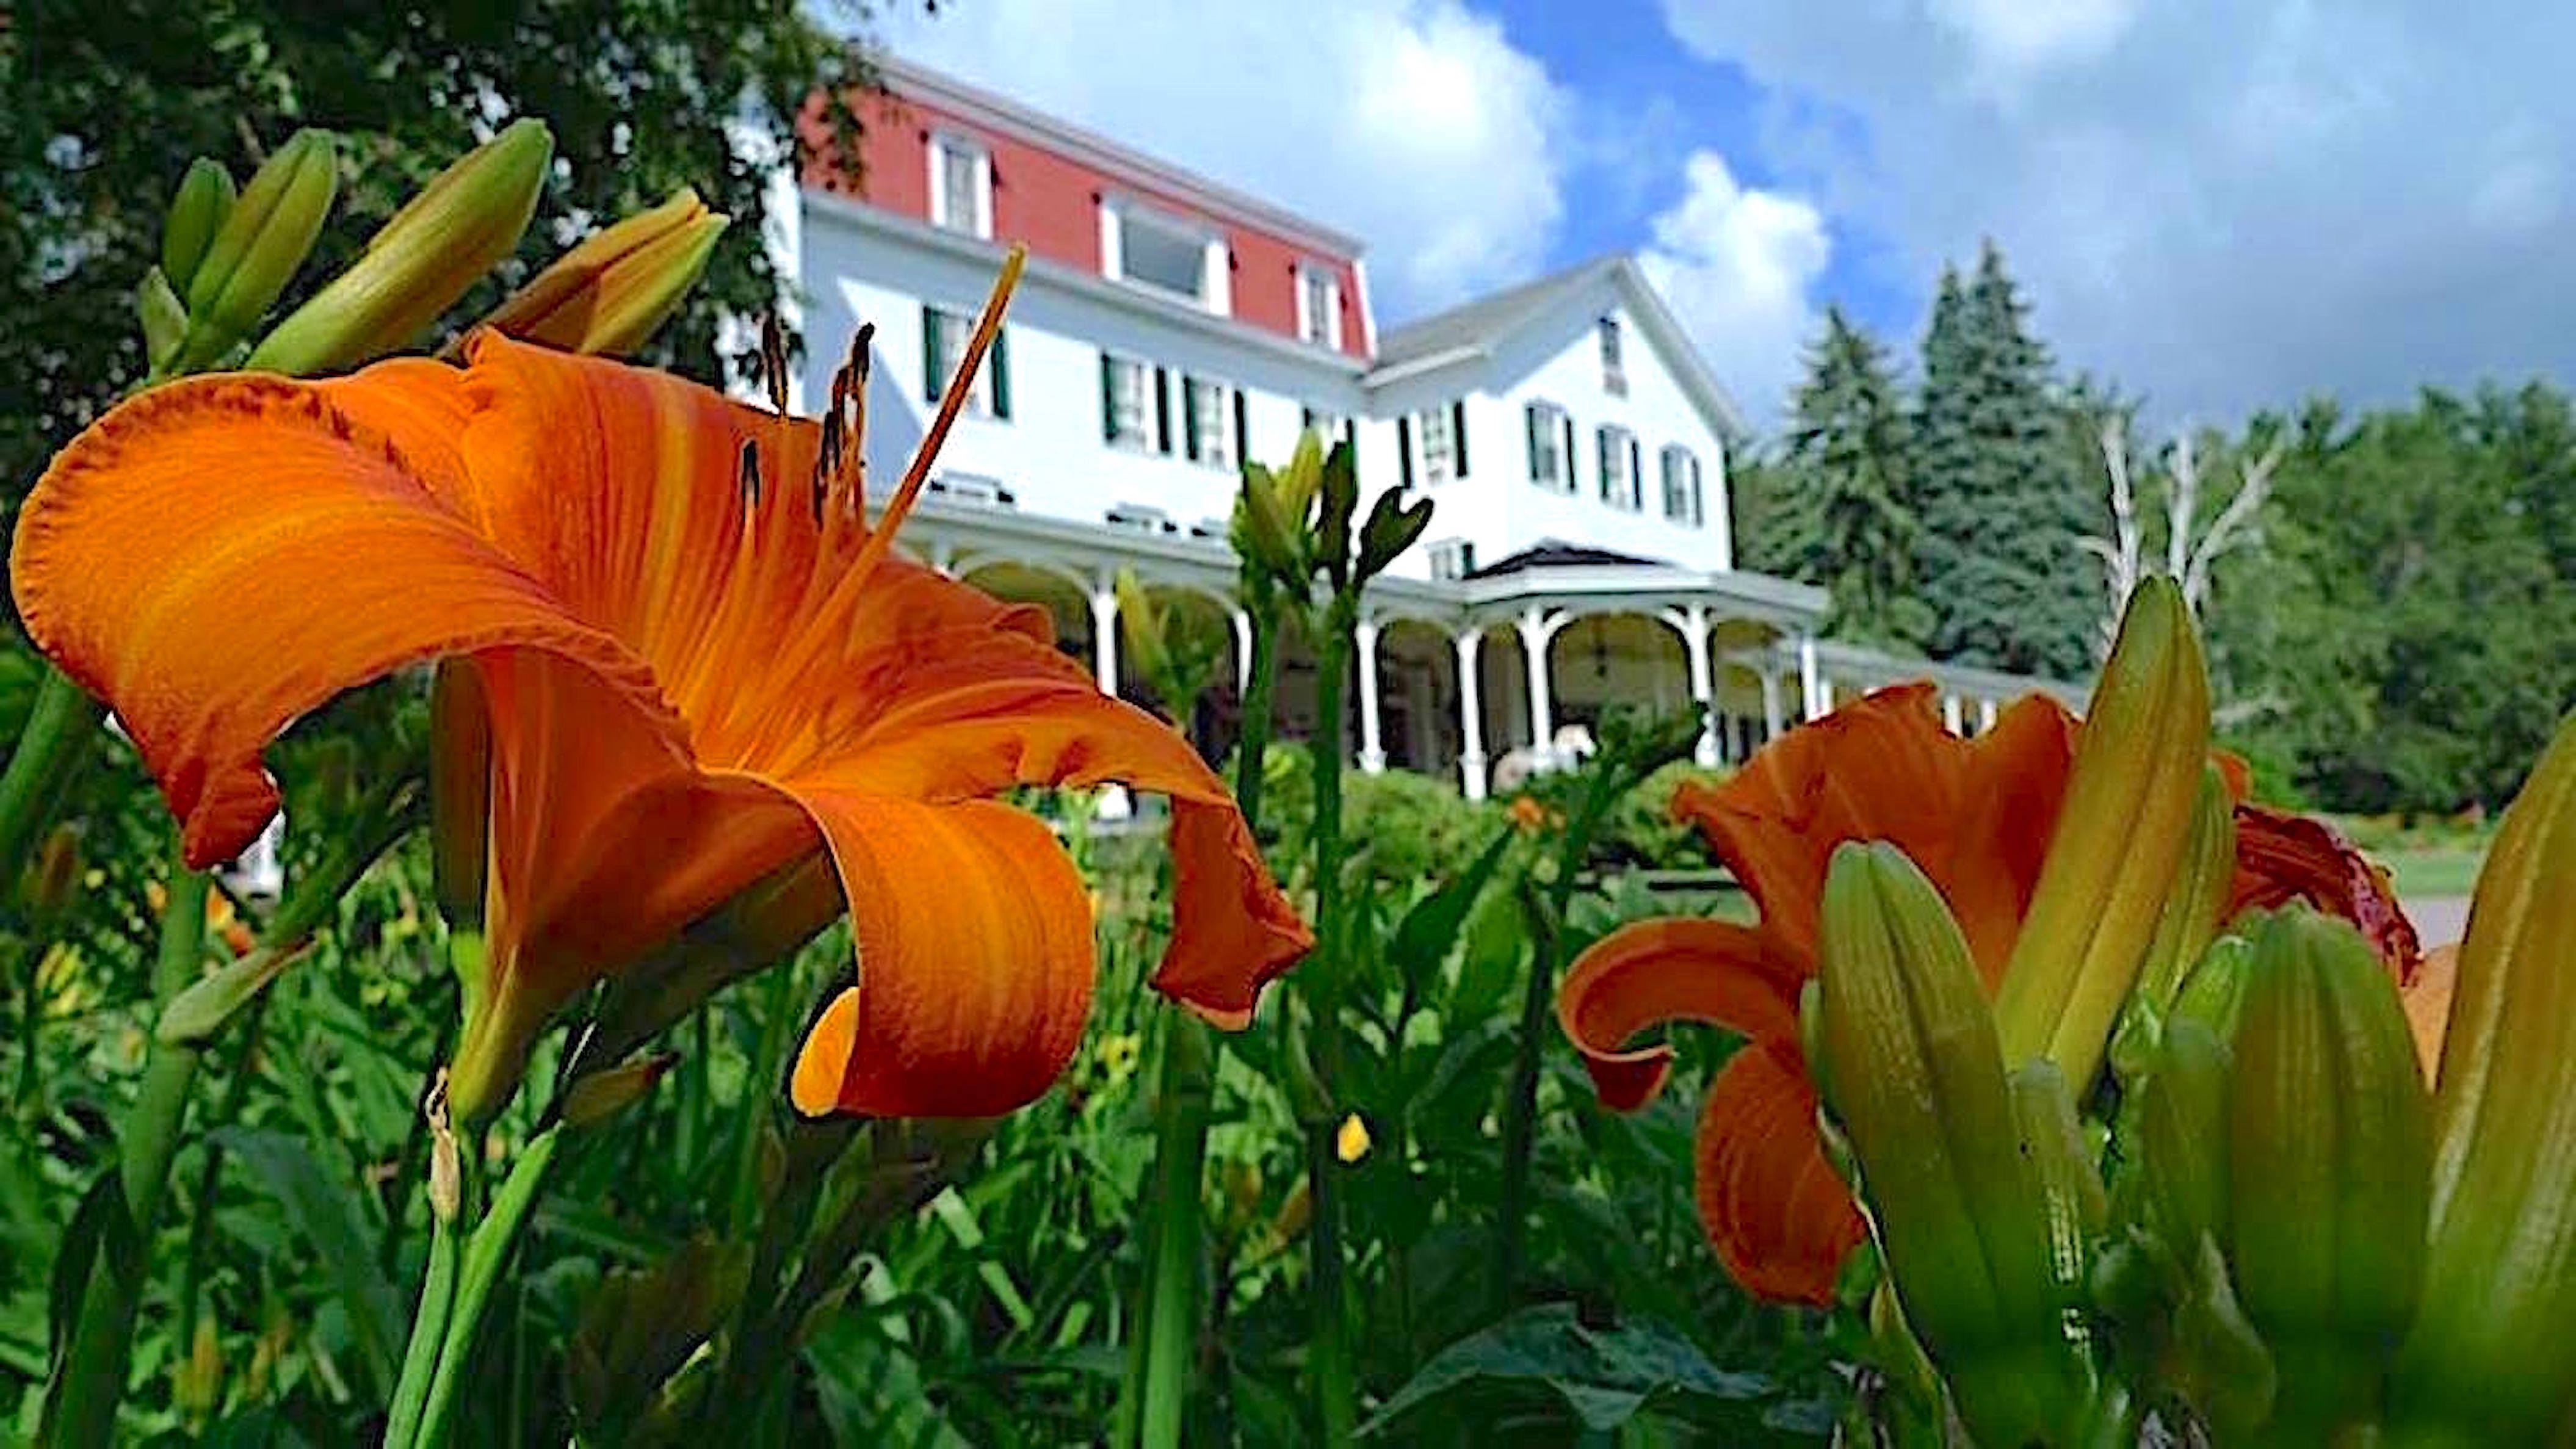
[1599,316,1627,396]
[1106,503,1172,534]
[1429,538,1477,580]
[1597,425,1640,510]
[1101,353,1154,450]
[1419,406,1455,483]
[1300,404,1346,441]
[1660,444,1704,526]
[928,135,991,238]
[1524,401,1570,491]
[1183,376,1238,469]
[1298,264,1342,347]
[922,305,1007,417]
[1115,206,1210,300]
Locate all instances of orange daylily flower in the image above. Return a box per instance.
[14,285,1309,1124]
[1555,682,2416,1306]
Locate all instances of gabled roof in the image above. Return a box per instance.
[1366,255,1750,438]
[1469,540,1673,577]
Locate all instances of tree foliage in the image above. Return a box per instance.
[1778,307,1932,650]
[1,0,880,501]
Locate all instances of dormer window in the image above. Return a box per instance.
[928,134,991,239]
[1104,199,1228,313]
[1298,264,1343,348]
[1599,316,1626,397]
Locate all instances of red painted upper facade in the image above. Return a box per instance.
[800,62,1373,361]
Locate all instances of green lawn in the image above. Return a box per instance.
[2376,845,2487,900]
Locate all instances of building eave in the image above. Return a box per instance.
[869,56,1368,261]
[803,189,1368,379]
[1605,258,1752,439]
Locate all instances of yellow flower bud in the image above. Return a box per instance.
[477,189,725,356]
[248,119,552,375]
[1335,1112,1371,1164]
[1994,576,2210,1090]
[178,129,339,369]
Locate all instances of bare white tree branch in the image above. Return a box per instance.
[2083,417,2143,657]
[2087,422,2279,654]
[2178,439,2280,613]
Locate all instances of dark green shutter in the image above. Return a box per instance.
[1629,436,1642,506]
[1183,377,1201,461]
[1101,355,1118,443]
[1451,400,1468,478]
[1397,415,1415,488]
[991,328,1011,419]
[1596,428,1611,501]
[1525,404,1543,482]
[1155,367,1173,453]
[1563,416,1577,493]
[921,306,941,404]
[1233,388,1248,465]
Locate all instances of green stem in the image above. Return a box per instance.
[40,850,206,1449]
[0,671,104,887]
[728,959,802,1238]
[384,1213,459,1445]
[407,1127,560,1449]
[178,985,277,1346]
[1305,593,1357,1448]
[1231,599,1282,835]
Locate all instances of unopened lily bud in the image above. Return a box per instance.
[137,267,188,373]
[161,157,237,295]
[2133,763,2238,1016]
[1994,576,2210,1090]
[560,1052,676,1129]
[2227,908,2430,1441]
[1275,429,1326,530]
[1231,462,1300,580]
[2170,934,2254,1043]
[1815,842,2096,1447]
[1355,486,1434,582]
[178,129,339,369]
[1113,568,1173,701]
[2390,710,2576,1444]
[1314,438,1361,584]
[2129,1016,2231,1256]
[478,188,725,356]
[249,118,552,375]
[427,660,490,931]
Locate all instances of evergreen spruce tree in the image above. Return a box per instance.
[1913,242,2101,678]
[1782,307,1931,648]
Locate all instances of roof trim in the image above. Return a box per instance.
[803,189,1367,380]
[870,56,1367,260]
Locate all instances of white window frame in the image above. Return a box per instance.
[1298,263,1343,349]
[1185,375,1236,470]
[926,306,993,416]
[1417,405,1459,484]
[1661,444,1704,526]
[1598,424,1639,510]
[1428,538,1477,581]
[1102,195,1226,312]
[1106,502,1171,534]
[1104,353,1154,452]
[1525,400,1570,492]
[1599,316,1627,397]
[927,132,993,240]
[1300,403,1346,442]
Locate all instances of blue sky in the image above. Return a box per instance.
[880,1,2576,434]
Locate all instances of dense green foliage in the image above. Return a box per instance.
[1779,308,1932,650]
[1,0,874,500]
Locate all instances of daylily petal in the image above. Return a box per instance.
[2228,803,2423,980]
[10,370,674,869]
[2406,942,2459,1084]
[1558,918,1804,1111]
[1945,695,2079,986]
[784,793,1096,1118]
[1695,1041,1867,1306]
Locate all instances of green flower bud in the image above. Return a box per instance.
[178,129,339,369]
[2227,907,2430,1441]
[1815,841,2097,1446]
[2389,710,2576,1444]
[1354,485,1433,582]
[1314,437,1360,586]
[161,157,236,295]
[477,188,725,357]
[137,266,188,373]
[1231,462,1301,582]
[250,118,552,375]
[1995,576,2210,1092]
[559,1052,676,1130]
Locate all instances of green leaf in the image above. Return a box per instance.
[1360,1303,1775,1436]
[48,1168,137,1368]
[1386,825,1516,999]
[155,942,303,1046]
[210,1126,403,1395]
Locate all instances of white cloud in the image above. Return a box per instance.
[1660,0,2576,420]
[874,0,1569,314]
[1637,151,1833,424]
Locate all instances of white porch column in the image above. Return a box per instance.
[1978,697,1999,732]
[1356,616,1386,774]
[1942,693,1964,735]
[1797,634,1823,722]
[927,541,957,575]
[1759,668,1784,742]
[1676,603,1717,767]
[1455,630,1488,801]
[1090,584,1130,818]
[1229,608,1254,696]
[1518,607,1558,757]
